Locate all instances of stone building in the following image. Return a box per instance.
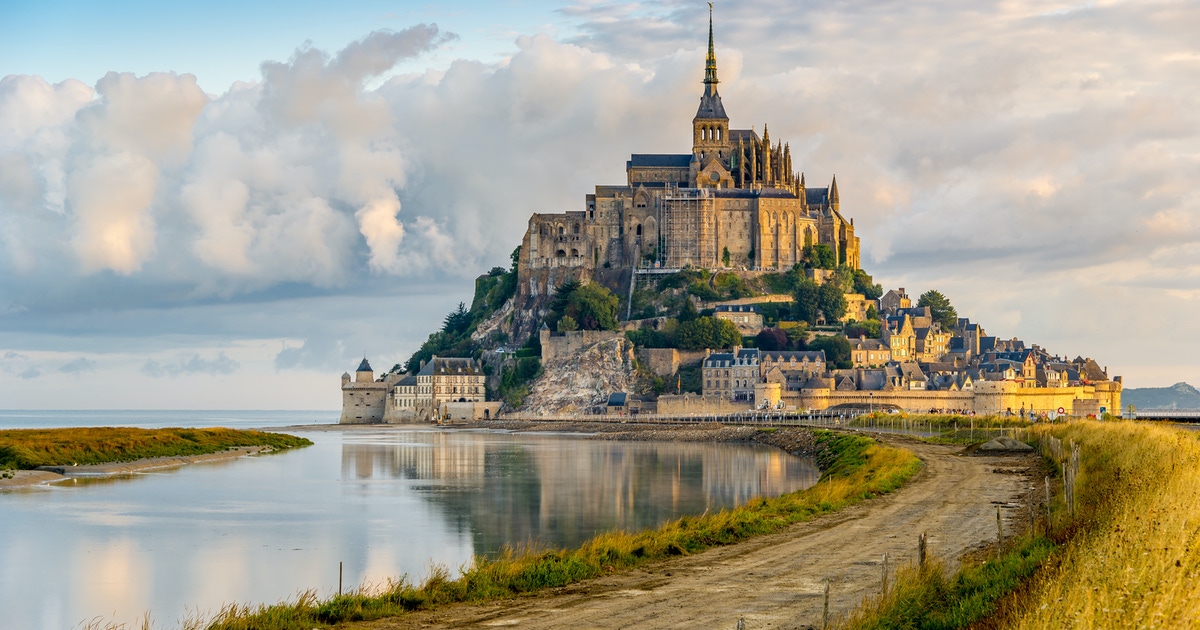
[714,304,764,334]
[515,8,860,306]
[703,347,761,402]
[339,358,400,424]
[389,356,493,422]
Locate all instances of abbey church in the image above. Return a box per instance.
[518,9,860,290]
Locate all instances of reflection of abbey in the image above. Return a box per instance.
[519,10,859,286]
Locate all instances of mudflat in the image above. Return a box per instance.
[0,446,272,490]
[360,436,1037,630]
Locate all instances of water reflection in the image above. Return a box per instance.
[340,430,819,553]
[1,427,817,630]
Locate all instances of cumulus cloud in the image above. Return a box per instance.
[141,352,240,378]
[2,2,1199,392]
[58,357,97,373]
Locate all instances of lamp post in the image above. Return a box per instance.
[869,392,874,416]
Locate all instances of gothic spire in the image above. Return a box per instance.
[704,3,719,89]
[693,3,727,121]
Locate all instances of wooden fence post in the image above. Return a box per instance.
[823,580,831,630]
[996,506,1004,554]
[918,532,927,567]
[881,552,889,594]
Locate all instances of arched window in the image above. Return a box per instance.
[635,224,642,236]
[573,223,580,234]
[556,249,566,258]
[558,226,564,236]
[570,248,579,257]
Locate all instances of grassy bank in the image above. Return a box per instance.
[203,430,921,630]
[842,420,1200,629]
[994,421,1200,628]
[0,427,312,470]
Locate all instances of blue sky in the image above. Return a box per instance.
[1,1,575,92]
[1,0,1198,409]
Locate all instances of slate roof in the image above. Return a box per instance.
[759,350,827,364]
[695,92,728,120]
[805,187,830,206]
[628,154,693,168]
[416,357,482,377]
[357,358,372,372]
[728,129,760,144]
[608,392,628,407]
[714,304,761,313]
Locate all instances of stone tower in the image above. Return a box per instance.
[691,4,732,188]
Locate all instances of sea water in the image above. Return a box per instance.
[0,411,818,629]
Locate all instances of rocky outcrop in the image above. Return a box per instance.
[521,336,637,415]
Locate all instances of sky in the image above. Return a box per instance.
[1,0,1198,410]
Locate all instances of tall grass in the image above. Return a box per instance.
[843,420,1200,629]
[993,421,1200,628]
[0,427,311,469]
[206,430,922,629]
[843,535,1057,630]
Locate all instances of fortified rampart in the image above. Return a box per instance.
[784,381,1120,416]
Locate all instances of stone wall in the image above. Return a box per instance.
[777,381,1121,416]
[540,329,625,363]
[657,393,752,415]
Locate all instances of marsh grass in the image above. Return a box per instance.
[0,427,311,469]
[205,430,921,630]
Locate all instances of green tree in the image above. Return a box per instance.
[442,302,471,335]
[792,278,820,324]
[676,316,741,350]
[557,315,578,332]
[722,246,731,267]
[817,283,848,322]
[808,335,852,369]
[917,290,958,329]
[865,303,880,321]
[852,269,883,300]
[678,297,699,323]
[844,320,882,339]
[785,323,809,350]
[804,244,837,269]
[545,281,621,331]
[509,245,522,273]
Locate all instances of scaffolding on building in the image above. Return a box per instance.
[661,186,716,270]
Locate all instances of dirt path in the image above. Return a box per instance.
[361,436,1038,630]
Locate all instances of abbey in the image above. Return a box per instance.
[518,9,860,290]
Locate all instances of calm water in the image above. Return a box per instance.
[0,411,818,629]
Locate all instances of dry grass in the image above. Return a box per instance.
[841,419,1200,630]
[993,421,1200,628]
[0,427,311,469]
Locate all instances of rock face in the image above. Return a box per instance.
[521,336,637,415]
[978,436,1034,452]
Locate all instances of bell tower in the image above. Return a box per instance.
[692,4,730,167]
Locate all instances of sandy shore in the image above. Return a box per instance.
[0,445,273,490]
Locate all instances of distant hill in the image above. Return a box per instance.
[1123,382,1200,410]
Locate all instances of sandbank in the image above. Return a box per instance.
[0,445,273,490]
